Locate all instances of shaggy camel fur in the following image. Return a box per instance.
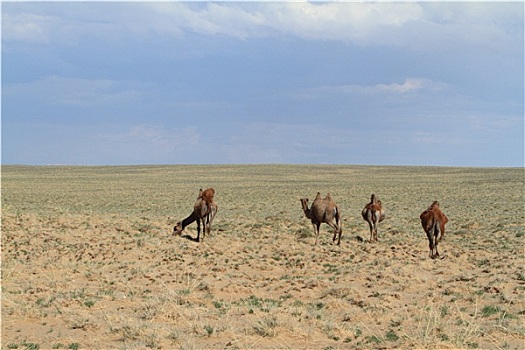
[173,188,218,242]
[361,194,386,242]
[300,192,342,245]
[420,201,448,259]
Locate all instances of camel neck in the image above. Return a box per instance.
[303,207,311,219]
[181,212,197,229]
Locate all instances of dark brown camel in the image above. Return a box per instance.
[300,192,342,245]
[361,194,385,242]
[173,188,218,242]
[420,201,448,259]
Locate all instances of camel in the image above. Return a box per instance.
[300,192,342,245]
[420,201,448,259]
[361,194,386,242]
[173,188,218,242]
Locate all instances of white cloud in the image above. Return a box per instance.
[4,2,521,52]
[265,2,424,43]
[2,12,54,43]
[376,78,447,93]
[143,2,522,53]
[303,78,448,98]
[142,2,426,44]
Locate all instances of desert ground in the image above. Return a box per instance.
[2,165,524,349]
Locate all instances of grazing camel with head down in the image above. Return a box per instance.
[173,188,218,242]
[362,194,386,242]
[420,201,448,259]
[300,192,342,245]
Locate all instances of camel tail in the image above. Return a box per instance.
[434,220,442,239]
[372,209,380,225]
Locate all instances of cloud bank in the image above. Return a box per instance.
[4,2,522,52]
[2,2,523,167]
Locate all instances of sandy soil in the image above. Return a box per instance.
[2,165,524,349]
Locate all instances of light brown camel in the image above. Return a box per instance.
[173,188,218,242]
[361,194,386,242]
[420,201,448,259]
[300,192,342,245]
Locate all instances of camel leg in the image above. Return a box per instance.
[374,211,379,242]
[208,208,215,235]
[433,235,439,258]
[204,214,209,239]
[328,222,341,245]
[204,213,212,240]
[373,211,380,242]
[433,225,441,258]
[313,222,320,245]
[366,218,374,242]
[427,232,434,259]
[202,216,207,241]
[438,222,445,242]
[335,228,342,246]
[196,218,202,242]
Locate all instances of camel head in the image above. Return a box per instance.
[173,222,183,236]
[430,201,440,209]
[300,198,309,209]
[300,198,311,219]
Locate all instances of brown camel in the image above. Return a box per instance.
[173,188,218,242]
[420,201,448,259]
[300,192,342,245]
[361,194,386,242]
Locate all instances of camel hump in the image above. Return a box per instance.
[371,194,381,204]
[420,204,443,231]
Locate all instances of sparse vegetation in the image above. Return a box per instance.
[2,165,524,348]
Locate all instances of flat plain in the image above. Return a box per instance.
[1,165,524,349]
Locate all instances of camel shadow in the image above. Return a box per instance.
[171,231,200,242]
[179,234,200,242]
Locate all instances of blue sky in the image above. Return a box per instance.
[2,2,524,166]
